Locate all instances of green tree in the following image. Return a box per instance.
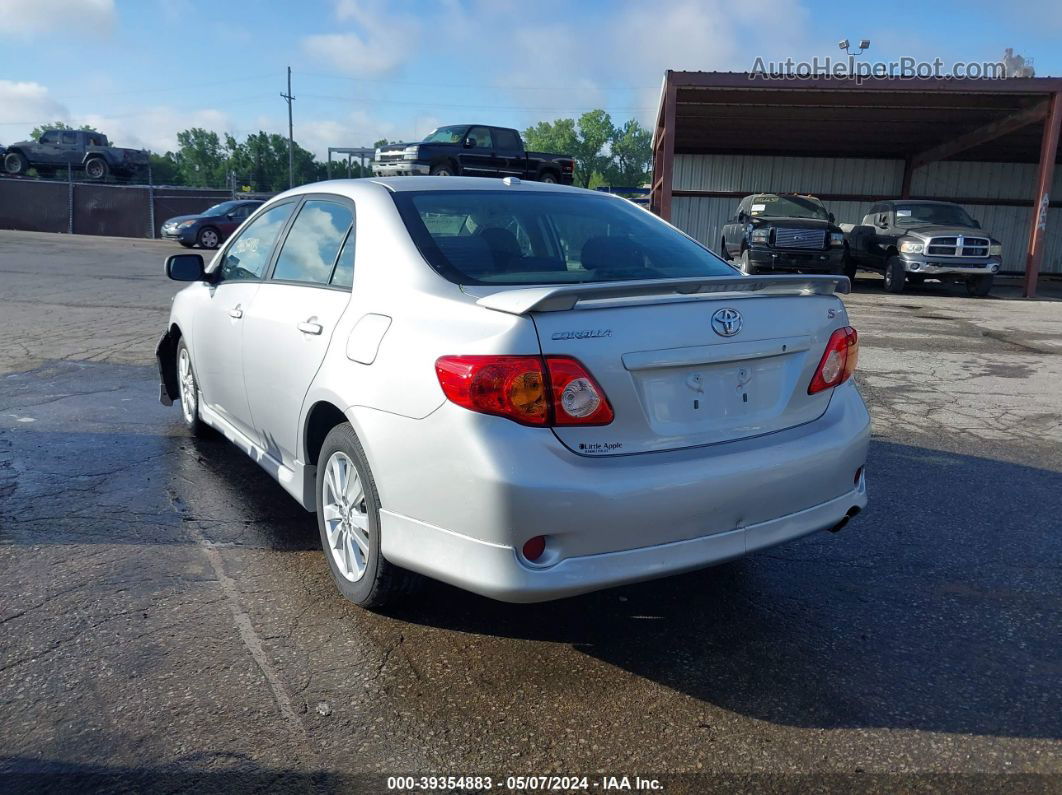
[572,109,615,188]
[605,119,652,187]
[148,152,184,185]
[174,128,226,187]
[30,121,98,141]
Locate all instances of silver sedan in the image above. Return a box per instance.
[157,177,869,607]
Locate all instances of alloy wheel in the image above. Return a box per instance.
[178,347,197,424]
[322,451,370,583]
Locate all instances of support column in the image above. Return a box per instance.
[900,156,913,199]
[651,73,677,221]
[1024,91,1062,298]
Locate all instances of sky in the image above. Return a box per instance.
[1,0,1060,159]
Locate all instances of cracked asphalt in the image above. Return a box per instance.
[1,229,1060,791]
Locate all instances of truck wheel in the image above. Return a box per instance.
[719,240,732,261]
[966,275,994,297]
[3,151,28,175]
[843,248,857,281]
[539,171,558,184]
[429,163,454,176]
[316,422,420,609]
[738,249,756,275]
[84,156,109,180]
[883,255,906,293]
[196,226,220,249]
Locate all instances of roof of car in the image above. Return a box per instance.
[881,199,958,206]
[278,176,597,199]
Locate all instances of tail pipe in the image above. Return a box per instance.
[828,505,863,534]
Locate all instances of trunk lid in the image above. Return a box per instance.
[472,276,849,456]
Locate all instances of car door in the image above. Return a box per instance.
[58,131,82,167]
[193,201,296,440]
[240,196,355,466]
[460,126,497,175]
[491,127,525,176]
[36,131,63,166]
[218,203,253,241]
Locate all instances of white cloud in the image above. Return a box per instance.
[0,81,70,142]
[301,0,421,75]
[82,107,232,153]
[0,0,115,37]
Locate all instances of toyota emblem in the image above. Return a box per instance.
[711,308,742,337]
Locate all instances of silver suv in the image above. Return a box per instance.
[157,177,870,608]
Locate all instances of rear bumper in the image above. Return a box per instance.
[749,246,844,272]
[372,161,431,177]
[363,381,871,602]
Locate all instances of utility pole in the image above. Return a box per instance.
[280,66,295,189]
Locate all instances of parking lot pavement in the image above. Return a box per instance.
[1,230,1060,787]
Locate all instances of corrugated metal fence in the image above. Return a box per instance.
[0,177,243,239]
[671,154,1062,274]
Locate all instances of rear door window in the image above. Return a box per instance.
[271,199,353,286]
[493,128,522,151]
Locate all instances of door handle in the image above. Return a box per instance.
[298,321,323,335]
[228,306,243,319]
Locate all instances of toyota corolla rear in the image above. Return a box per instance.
[375,183,870,602]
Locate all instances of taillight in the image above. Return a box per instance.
[545,356,614,425]
[435,355,613,426]
[808,326,859,394]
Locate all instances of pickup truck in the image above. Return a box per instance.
[372,125,575,184]
[2,129,149,181]
[719,193,848,276]
[842,200,1001,296]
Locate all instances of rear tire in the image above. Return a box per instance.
[883,255,906,293]
[719,239,731,262]
[316,423,419,609]
[966,275,994,297]
[84,156,109,180]
[842,248,857,281]
[539,171,558,184]
[3,151,29,176]
[176,339,210,437]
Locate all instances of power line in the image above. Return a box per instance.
[298,70,658,91]
[298,92,654,113]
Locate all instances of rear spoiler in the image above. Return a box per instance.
[473,274,850,315]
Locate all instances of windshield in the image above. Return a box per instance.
[393,190,736,285]
[203,201,243,217]
[748,195,829,220]
[422,126,469,144]
[894,203,976,227]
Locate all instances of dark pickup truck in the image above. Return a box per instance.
[2,129,149,181]
[842,200,1001,296]
[719,193,847,276]
[372,124,574,184]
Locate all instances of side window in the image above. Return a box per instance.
[331,227,355,289]
[40,131,58,144]
[219,202,294,282]
[466,126,493,149]
[61,132,77,145]
[493,128,521,150]
[272,200,353,285]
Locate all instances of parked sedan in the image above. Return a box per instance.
[160,200,263,249]
[156,177,869,608]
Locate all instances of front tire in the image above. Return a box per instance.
[429,162,454,176]
[84,156,109,180]
[197,226,220,249]
[966,275,994,297]
[316,423,418,609]
[176,339,209,437]
[738,248,756,275]
[3,151,29,176]
[884,255,906,293]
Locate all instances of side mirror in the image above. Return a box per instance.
[463,138,474,148]
[166,253,205,281]
[829,212,836,223]
[737,212,748,223]
[972,219,981,229]
[878,219,888,229]
[226,212,237,220]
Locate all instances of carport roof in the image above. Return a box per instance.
[658,71,1062,163]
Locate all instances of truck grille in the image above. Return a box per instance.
[925,236,990,257]
[773,228,826,249]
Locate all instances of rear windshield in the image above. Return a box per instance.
[393,190,735,285]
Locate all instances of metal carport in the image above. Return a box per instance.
[650,71,1062,297]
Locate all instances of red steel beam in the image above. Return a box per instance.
[1024,92,1062,297]
[653,75,677,221]
[911,99,1049,169]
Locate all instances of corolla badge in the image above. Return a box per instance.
[711,307,742,337]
